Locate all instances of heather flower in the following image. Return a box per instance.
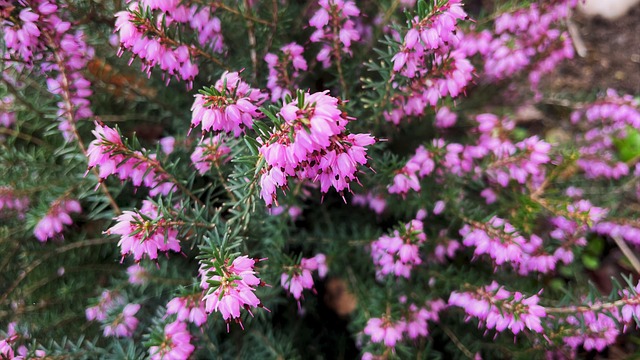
[257,90,375,206]
[570,89,640,179]
[103,303,140,338]
[363,317,405,347]
[34,199,81,242]
[265,43,308,102]
[126,264,149,285]
[106,200,181,262]
[449,282,546,336]
[86,290,125,322]
[2,2,94,139]
[0,186,29,219]
[159,136,175,155]
[309,0,361,67]
[190,135,231,175]
[281,253,328,306]
[392,0,468,77]
[114,2,224,89]
[148,321,195,360]
[190,71,267,137]
[460,2,575,94]
[388,145,434,195]
[402,299,446,339]
[371,214,426,278]
[87,122,175,196]
[435,106,457,128]
[200,255,268,329]
[352,192,387,215]
[562,308,621,352]
[0,96,16,128]
[166,294,207,326]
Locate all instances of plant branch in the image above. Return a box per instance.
[44,32,122,216]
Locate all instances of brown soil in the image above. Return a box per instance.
[546,6,640,96]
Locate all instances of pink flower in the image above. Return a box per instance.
[126,264,148,285]
[103,303,140,338]
[201,255,268,330]
[106,200,181,262]
[364,317,405,347]
[309,0,361,67]
[449,282,546,336]
[86,123,175,195]
[0,186,29,219]
[34,199,81,242]
[190,135,231,175]
[281,253,328,306]
[166,294,207,327]
[371,214,426,278]
[190,71,266,137]
[257,91,375,206]
[265,43,308,102]
[149,321,195,360]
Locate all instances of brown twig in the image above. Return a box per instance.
[243,0,259,83]
[44,32,122,216]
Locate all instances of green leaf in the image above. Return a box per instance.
[582,254,600,270]
[417,0,427,17]
[613,126,640,162]
[244,136,260,156]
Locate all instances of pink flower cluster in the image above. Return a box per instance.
[148,321,195,360]
[385,0,471,123]
[459,0,575,94]
[86,290,124,323]
[45,29,95,140]
[0,322,46,359]
[2,1,95,140]
[127,264,149,285]
[1,1,73,64]
[281,253,328,306]
[114,0,225,88]
[435,106,457,128]
[449,282,546,335]
[561,308,619,352]
[592,221,640,247]
[0,95,16,128]
[103,303,140,338]
[370,212,426,278]
[33,198,81,242]
[391,0,467,76]
[570,89,640,179]
[106,200,181,262]
[166,294,207,327]
[309,0,361,67]
[363,317,405,348]
[87,122,175,196]
[385,50,474,123]
[264,43,308,102]
[432,230,461,263]
[363,298,446,351]
[556,282,640,352]
[472,113,550,188]
[190,135,231,175]
[0,186,29,219]
[402,298,447,340]
[389,112,553,198]
[190,71,267,137]
[258,90,375,206]
[352,192,386,215]
[460,213,596,275]
[388,145,435,195]
[200,255,268,330]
